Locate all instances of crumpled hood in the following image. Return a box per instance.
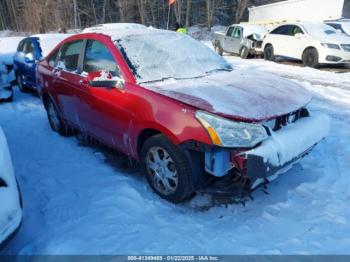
[144,69,312,121]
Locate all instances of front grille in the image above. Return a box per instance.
[263,108,309,132]
[341,44,350,52]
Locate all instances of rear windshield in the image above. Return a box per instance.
[116,32,232,83]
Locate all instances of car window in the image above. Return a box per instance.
[57,40,84,72]
[226,27,235,37]
[83,40,120,76]
[17,40,25,52]
[23,40,34,54]
[292,26,304,36]
[48,48,60,68]
[270,25,293,35]
[327,23,345,34]
[232,27,242,38]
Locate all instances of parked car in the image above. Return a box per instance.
[13,34,71,93]
[82,23,147,33]
[212,24,268,58]
[325,19,350,36]
[0,37,25,102]
[0,126,22,245]
[263,21,350,68]
[36,28,329,203]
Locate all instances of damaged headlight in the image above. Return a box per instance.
[195,111,268,148]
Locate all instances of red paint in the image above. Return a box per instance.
[37,33,212,160]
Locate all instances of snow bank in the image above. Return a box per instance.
[0,127,22,244]
[0,37,25,65]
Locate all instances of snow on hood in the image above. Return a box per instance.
[302,22,350,43]
[0,37,25,65]
[144,69,312,121]
[0,126,22,244]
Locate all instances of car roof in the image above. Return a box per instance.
[78,27,174,41]
[82,23,147,33]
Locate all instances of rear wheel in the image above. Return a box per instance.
[302,48,319,68]
[215,43,223,56]
[141,135,194,203]
[264,45,275,61]
[45,98,72,137]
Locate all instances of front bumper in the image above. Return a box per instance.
[202,113,330,190]
[318,46,350,64]
[244,113,330,188]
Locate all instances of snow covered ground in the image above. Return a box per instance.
[0,54,350,254]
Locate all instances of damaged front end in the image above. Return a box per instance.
[195,109,330,195]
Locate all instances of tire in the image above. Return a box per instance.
[215,43,223,56]
[141,134,195,203]
[44,98,72,137]
[264,45,275,61]
[302,48,319,68]
[16,74,29,93]
[240,47,249,59]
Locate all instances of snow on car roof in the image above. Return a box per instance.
[83,23,147,33]
[31,33,72,57]
[0,36,25,65]
[232,24,268,37]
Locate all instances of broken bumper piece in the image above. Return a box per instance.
[245,113,330,188]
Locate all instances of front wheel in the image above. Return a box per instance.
[302,48,319,68]
[240,47,249,59]
[264,45,275,61]
[141,135,194,203]
[45,98,72,137]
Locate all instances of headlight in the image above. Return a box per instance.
[195,111,269,148]
[321,43,341,50]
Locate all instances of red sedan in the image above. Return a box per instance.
[36,28,329,203]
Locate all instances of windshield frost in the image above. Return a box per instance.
[117,32,232,83]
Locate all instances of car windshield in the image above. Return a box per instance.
[116,32,232,83]
[303,23,339,37]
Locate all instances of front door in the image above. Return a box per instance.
[78,39,132,153]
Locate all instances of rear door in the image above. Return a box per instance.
[52,40,86,126]
[268,25,293,56]
[78,39,132,152]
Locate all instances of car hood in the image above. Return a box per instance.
[144,69,312,122]
[316,33,350,44]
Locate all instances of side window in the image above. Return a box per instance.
[23,40,34,54]
[226,27,235,37]
[233,27,242,38]
[83,40,121,77]
[57,40,84,72]
[292,26,303,36]
[270,25,290,35]
[17,40,25,52]
[48,49,60,68]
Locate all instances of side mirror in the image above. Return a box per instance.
[24,53,35,63]
[87,70,125,89]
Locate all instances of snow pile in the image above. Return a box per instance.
[0,37,25,65]
[0,127,22,244]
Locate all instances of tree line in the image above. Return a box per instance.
[0,0,283,33]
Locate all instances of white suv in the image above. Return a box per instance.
[263,22,350,67]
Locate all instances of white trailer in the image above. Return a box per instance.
[249,0,345,24]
